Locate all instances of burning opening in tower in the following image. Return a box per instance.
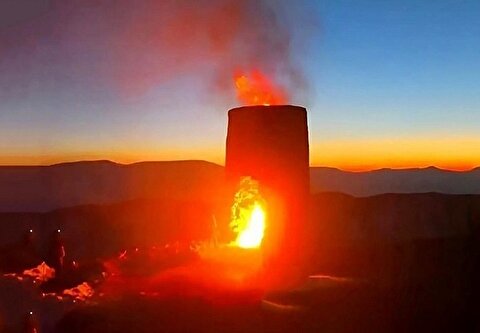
[230,177,266,249]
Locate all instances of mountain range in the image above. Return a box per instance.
[0,160,479,212]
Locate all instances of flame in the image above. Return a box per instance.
[235,203,266,248]
[62,282,95,301]
[230,177,266,249]
[22,262,55,282]
[3,262,55,283]
[234,70,287,106]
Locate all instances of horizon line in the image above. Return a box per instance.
[0,159,478,173]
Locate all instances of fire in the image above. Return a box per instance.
[230,177,266,249]
[236,203,266,248]
[234,70,287,106]
[22,262,55,282]
[62,282,95,301]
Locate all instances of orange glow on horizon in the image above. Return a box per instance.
[329,164,477,173]
[1,136,479,172]
[310,136,480,172]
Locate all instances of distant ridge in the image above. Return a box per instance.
[0,160,224,212]
[49,159,118,167]
[2,160,477,172]
[0,160,479,212]
[0,159,221,168]
[317,165,480,173]
[310,166,480,197]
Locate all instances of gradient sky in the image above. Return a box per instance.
[1,0,479,170]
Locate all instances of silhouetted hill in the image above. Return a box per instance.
[0,160,223,212]
[310,166,480,196]
[1,161,479,212]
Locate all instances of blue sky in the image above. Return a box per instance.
[307,0,480,136]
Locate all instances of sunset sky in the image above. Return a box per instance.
[1,0,479,170]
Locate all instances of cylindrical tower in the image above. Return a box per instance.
[225,105,310,287]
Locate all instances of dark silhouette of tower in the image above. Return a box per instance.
[225,105,310,287]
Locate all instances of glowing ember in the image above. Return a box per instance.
[42,282,95,302]
[22,262,55,282]
[234,70,287,106]
[3,262,55,282]
[62,282,95,301]
[230,177,266,249]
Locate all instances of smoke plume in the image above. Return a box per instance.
[0,0,316,102]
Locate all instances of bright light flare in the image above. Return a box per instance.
[230,177,266,249]
[236,203,266,248]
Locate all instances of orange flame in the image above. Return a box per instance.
[234,70,287,106]
[235,203,266,248]
[230,177,266,249]
[62,282,95,301]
